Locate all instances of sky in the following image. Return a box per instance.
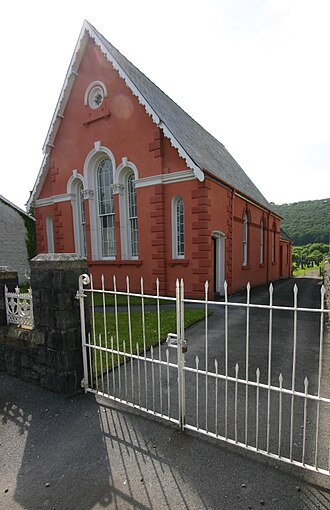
[1,0,329,211]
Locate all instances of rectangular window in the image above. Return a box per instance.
[242,214,248,266]
[128,174,138,258]
[176,199,184,258]
[97,158,116,258]
[46,216,54,253]
[272,231,276,263]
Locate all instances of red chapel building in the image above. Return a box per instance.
[27,21,292,298]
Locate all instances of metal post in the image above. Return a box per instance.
[77,273,90,392]
[176,278,186,431]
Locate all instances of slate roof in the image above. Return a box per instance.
[92,23,271,209]
[280,228,292,242]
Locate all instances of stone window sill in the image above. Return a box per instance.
[90,260,142,267]
[168,259,190,267]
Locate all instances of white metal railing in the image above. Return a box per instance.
[78,274,330,477]
[5,285,34,329]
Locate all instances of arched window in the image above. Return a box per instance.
[260,218,264,265]
[172,197,184,258]
[242,212,248,266]
[272,224,276,264]
[76,181,87,257]
[127,172,138,258]
[96,157,116,258]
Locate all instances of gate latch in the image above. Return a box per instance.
[166,333,187,353]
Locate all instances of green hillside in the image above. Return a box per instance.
[271,198,330,246]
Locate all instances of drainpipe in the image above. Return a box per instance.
[266,211,270,284]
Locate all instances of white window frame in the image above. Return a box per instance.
[116,160,140,260]
[96,157,116,259]
[46,216,54,253]
[77,181,87,257]
[83,143,117,261]
[243,212,248,266]
[172,196,185,259]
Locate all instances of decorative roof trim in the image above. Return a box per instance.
[85,22,204,181]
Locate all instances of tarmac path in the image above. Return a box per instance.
[1,276,330,509]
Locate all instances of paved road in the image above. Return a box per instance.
[104,276,329,472]
[1,276,330,509]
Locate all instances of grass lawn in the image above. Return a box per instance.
[88,306,206,372]
[292,264,323,277]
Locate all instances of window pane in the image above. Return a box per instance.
[96,158,116,257]
[127,173,138,257]
[176,198,184,257]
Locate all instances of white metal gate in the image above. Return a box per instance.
[78,273,330,476]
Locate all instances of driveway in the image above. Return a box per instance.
[1,276,330,509]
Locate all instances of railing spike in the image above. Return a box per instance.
[126,275,130,293]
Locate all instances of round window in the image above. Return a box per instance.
[88,86,104,110]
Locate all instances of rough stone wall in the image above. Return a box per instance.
[0,254,88,396]
[0,200,31,283]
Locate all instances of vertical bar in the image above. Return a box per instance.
[278,373,283,457]
[151,346,155,412]
[224,281,228,440]
[113,276,121,397]
[123,340,128,402]
[256,368,260,450]
[99,333,104,394]
[181,279,186,428]
[141,277,148,410]
[105,327,110,396]
[290,284,298,462]
[101,275,108,394]
[90,275,97,391]
[245,282,250,446]
[137,343,141,407]
[205,281,209,433]
[302,377,308,465]
[196,355,199,430]
[215,358,218,437]
[126,276,134,403]
[156,278,163,416]
[235,363,239,443]
[111,336,116,395]
[88,332,93,391]
[78,274,90,392]
[176,279,185,430]
[166,349,171,418]
[93,324,98,392]
[315,285,325,469]
[266,283,273,453]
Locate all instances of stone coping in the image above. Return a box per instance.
[30,253,88,270]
